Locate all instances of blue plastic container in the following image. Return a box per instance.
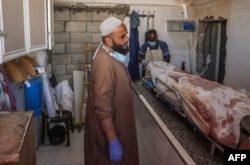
[24,77,43,117]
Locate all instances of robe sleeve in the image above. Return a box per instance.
[92,59,115,121]
[159,40,170,62]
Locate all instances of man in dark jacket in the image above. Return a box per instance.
[139,29,171,77]
[139,29,171,62]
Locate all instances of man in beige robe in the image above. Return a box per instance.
[84,16,139,165]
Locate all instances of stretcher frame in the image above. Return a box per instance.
[146,76,225,155]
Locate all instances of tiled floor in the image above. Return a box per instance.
[36,130,85,165]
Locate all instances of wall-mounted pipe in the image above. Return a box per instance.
[182,3,188,19]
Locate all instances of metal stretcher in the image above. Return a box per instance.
[155,77,185,118]
[155,77,225,155]
[143,61,250,153]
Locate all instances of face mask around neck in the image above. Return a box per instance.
[148,41,157,47]
[112,51,130,67]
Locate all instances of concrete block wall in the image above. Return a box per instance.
[52,3,127,84]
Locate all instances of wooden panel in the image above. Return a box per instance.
[134,92,194,165]
[0,112,35,165]
[2,0,25,53]
[29,0,46,48]
[15,119,36,165]
[73,70,84,123]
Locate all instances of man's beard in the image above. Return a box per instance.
[112,42,129,55]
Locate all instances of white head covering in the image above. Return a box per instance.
[100,16,122,36]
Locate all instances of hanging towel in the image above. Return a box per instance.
[128,10,140,80]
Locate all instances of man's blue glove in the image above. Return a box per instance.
[109,139,123,163]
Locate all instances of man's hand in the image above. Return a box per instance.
[100,118,122,162]
[109,139,123,163]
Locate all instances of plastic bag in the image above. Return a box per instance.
[54,80,74,113]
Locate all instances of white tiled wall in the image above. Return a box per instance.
[224,0,250,90]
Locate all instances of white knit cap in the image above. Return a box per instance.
[100,16,122,36]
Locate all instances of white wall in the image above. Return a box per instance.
[225,0,250,90]
[192,0,231,21]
